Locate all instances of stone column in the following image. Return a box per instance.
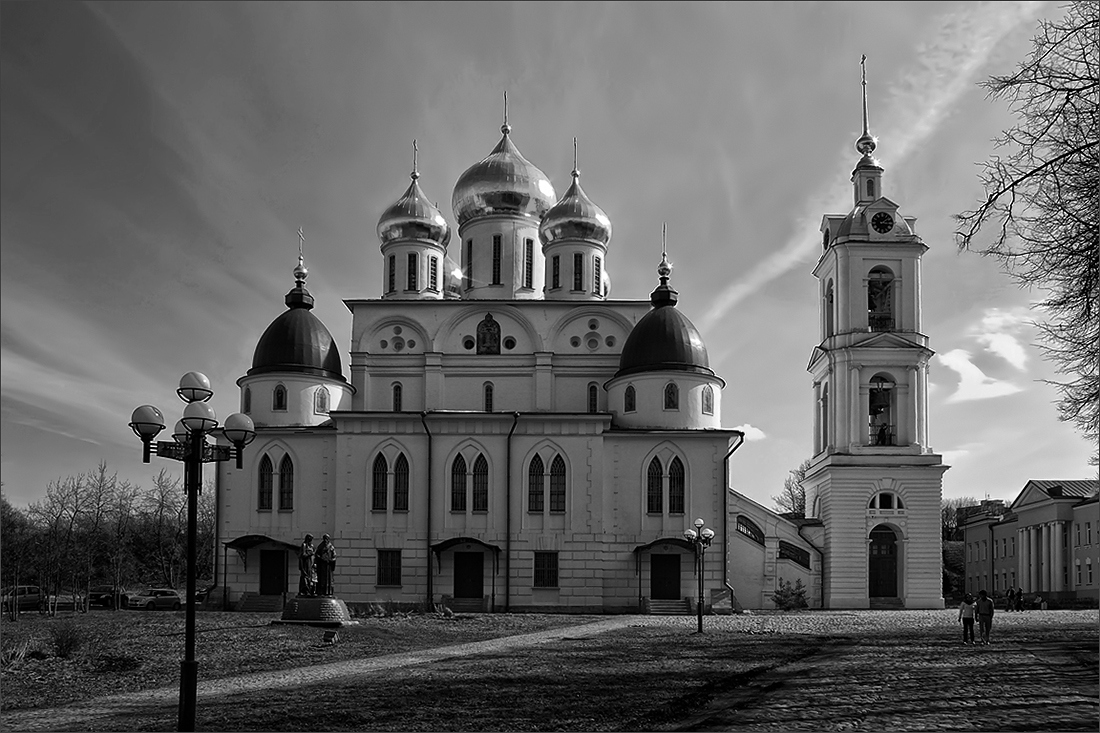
[1029,526,1040,592]
[1052,521,1065,592]
[1018,528,1029,592]
[1042,523,1053,592]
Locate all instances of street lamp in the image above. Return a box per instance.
[129,371,255,732]
[683,517,715,634]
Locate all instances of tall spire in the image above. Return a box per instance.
[651,222,677,307]
[295,227,308,286]
[502,90,511,136]
[411,139,420,180]
[855,54,877,158]
[572,136,579,179]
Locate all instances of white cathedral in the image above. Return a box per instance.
[216,85,947,613]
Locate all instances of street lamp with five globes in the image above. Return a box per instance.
[683,517,715,634]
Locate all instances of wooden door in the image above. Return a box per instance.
[651,554,682,600]
[454,552,484,599]
[259,550,286,595]
[869,527,898,597]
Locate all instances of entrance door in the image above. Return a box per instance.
[869,526,898,597]
[259,550,286,595]
[454,552,484,599]
[651,554,682,600]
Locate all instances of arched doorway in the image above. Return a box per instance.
[868,525,898,598]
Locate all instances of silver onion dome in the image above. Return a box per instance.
[539,168,611,247]
[377,171,451,247]
[451,124,556,227]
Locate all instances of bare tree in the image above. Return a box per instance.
[773,459,811,516]
[955,1,1100,459]
[941,496,980,542]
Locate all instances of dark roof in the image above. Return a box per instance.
[1024,480,1098,499]
[616,283,714,379]
[249,285,345,382]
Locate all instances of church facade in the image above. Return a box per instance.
[216,84,946,612]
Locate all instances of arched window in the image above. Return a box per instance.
[778,541,811,569]
[243,387,251,414]
[483,383,494,412]
[664,382,679,410]
[472,454,489,512]
[451,455,467,511]
[624,385,636,413]
[315,387,329,414]
[868,491,905,510]
[588,384,599,414]
[668,457,685,515]
[736,516,765,545]
[372,454,388,511]
[393,454,409,511]
[258,455,273,511]
[549,455,566,513]
[476,313,501,354]
[527,455,545,512]
[392,383,403,412]
[646,458,662,514]
[278,455,294,510]
[702,385,714,416]
[869,373,895,446]
[819,383,829,451]
[867,266,895,331]
[273,384,287,412]
[866,179,875,198]
[824,279,835,337]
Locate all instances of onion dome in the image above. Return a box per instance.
[539,147,611,247]
[615,250,714,379]
[377,142,451,246]
[452,122,556,227]
[249,255,345,381]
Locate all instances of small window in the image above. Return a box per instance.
[524,239,533,289]
[668,457,684,515]
[527,455,545,512]
[429,256,439,291]
[573,252,583,291]
[392,383,403,412]
[451,455,467,511]
[702,385,714,415]
[377,549,402,586]
[824,280,835,337]
[866,179,874,198]
[778,541,811,569]
[243,387,251,414]
[736,516,765,545]
[273,384,287,412]
[492,235,502,285]
[407,252,419,291]
[552,255,560,290]
[664,382,679,410]
[646,458,662,514]
[387,255,396,293]
[534,551,559,588]
[549,455,566,513]
[476,314,501,355]
[593,256,601,294]
[472,454,489,512]
[372,454,388,511]
[587,384,599,414]
[258,455,273,511]
[314,388,329,414]
[393,454,409,511]
[624,385,636,413]
[465,239,473,289]
[278,455,294,510]
[867,266,895,332]
[483,383,494,412]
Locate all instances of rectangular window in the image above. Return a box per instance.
[377,550,401,586]
[552,255,560,289]
[549,468,565,514]
[387,255,396,293]
[1088,522,1093,545]
[429,256,439,291]
[473,467,488,512]
[465,239,473,288]
[593,255,601,294]
[573,252,583,291]
[1076,563,1082,585]
[1089,562,1094,585]
[492,235,502,285]
[1076,523,1081,546]
[407,252,419,291]
[524,239,534,289]
[534,551,558,588]
[1010,537,1015,555]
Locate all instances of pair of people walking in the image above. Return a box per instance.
[958,590,995,645]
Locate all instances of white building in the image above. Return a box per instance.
[216,82,946,613]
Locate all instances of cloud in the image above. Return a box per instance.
[936,349,1023,403]
[698,1,1047,332]
[972,307,1031,371]
[732,423,767,441]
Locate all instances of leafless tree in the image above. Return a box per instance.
[941,496,980,542]
[773,459,811,516]
[955,1,1099,461]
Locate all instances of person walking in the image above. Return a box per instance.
[958,593,977,645]
[975,589,995,645]
[1005,587,1015,612]
[1015,587,1024,612]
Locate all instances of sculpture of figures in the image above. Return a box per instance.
[298,533,316,597]
[316,534,336,596]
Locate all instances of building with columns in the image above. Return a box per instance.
[214,73,949,613]
[963,480,1100,605]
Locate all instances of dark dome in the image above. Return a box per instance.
[248,271,345,382]
[616,285,713,379]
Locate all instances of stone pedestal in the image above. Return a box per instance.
[274,595,355,628]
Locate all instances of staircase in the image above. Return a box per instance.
[236,593,285,613]
[647,598,691,616]
[446,597,485,614]
[869,597,904,610]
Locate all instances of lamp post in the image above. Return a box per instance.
[129,372,255,732]
[683,517,715,634]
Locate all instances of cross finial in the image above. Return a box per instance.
[855,54,877,156]
[657,222,672,283]
[501,91,511,135]
[572,136,579,178]
[298,227,305,258]
[294,227,308,286]
[411,139,419,180]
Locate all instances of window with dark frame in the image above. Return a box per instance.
[593,256,601,294]
[429,256,439,291]
[534,551,559,588]
[484,382,494,412]
[668,457,685,514]
[647,457,662,514]
[492,235,502,285]
[273,385,287,411]
[736,516,765,545]
[528,455,544,512]
[278,455,294,510]
[388,255,396,293]
[524,239,533,288]
[372,454,388,511]
[702,385,713,415]
[472,454,489,512]
[407,252,418,291]
[258,455,273,510]
[664,382,679,410]
[552,255,560,289]
[573,252,583,291]
[392,383,403,412]
[377,549,401,586]
[243,387,251,414]
[465,240,473,289]
[393,454,409,511]
[451,455,467,511]
[588,384,598,414]
[315,387,328,414]
[549,455,566,513]
[625,385,636,413]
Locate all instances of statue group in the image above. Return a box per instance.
[298,533,337,597]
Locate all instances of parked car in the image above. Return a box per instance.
[88,585,130,608]
[127,588,183,611]
[1,585,45,613]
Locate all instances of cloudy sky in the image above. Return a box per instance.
[1,1,1093,510]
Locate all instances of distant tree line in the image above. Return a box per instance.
[0,462,215,614]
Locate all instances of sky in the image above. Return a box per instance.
[1,1,1094,511]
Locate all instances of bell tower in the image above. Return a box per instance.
[802,57,946,610]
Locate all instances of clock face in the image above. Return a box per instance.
[872,212,894,234]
